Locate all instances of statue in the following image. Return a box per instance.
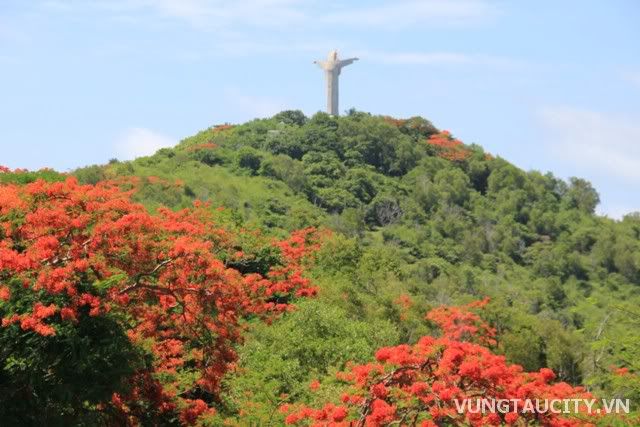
[314,50,358,116]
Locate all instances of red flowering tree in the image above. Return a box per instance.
[381,116,438,140]
[0,177,319,425]
[426,131,471,162]
[187,142,219,152]
[212,124,234,133]
[281,299,600,426]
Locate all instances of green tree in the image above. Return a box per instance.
[564,177,600,213]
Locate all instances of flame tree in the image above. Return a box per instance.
[281,300,603,426]
[0,177,319,425]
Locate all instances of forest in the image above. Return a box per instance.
[1,110,639,426]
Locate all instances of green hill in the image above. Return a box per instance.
[27,110,640,422]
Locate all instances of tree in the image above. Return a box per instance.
[273,110,308,127]
[303,152,345,188]
[260,154,309,193]
[222,300,398,424]
[433,168,471,208]
[340,168,378,204]
[564,177,600,214]
[236,147,263,174]
[281,300,600,426]
[0,178,320,425]
[339,115,412,175]
[365,195,403,227]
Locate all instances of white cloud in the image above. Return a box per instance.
[64,0,496,31]
[35,0,501,63]
[539,106,640,182]
[322,0,499,29]
[90,0,309,30]
[114,127,176,160]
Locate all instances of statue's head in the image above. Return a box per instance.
[328,50,338,61]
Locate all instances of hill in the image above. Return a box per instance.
[1,110,639,424]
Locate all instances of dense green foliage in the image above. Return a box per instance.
[67,110,640,423]
[0,168,66,185]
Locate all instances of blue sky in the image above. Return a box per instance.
[1,0,639,218]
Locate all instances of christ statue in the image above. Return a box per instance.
[314,50,358,116]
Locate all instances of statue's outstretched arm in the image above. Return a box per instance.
[314,60,328,70]
[339,58,359,67]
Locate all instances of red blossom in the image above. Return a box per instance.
[613,366,630,376]
[426,131,471,161]
[0,286,10,301]
[281,300,599,427]
[212,124,234,133]
[180,399,211,425]
[0,177,321,425]
[60,307,77,322]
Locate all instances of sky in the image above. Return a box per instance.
[1,0,639,218]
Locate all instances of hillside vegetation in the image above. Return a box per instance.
[1,111,639,425]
